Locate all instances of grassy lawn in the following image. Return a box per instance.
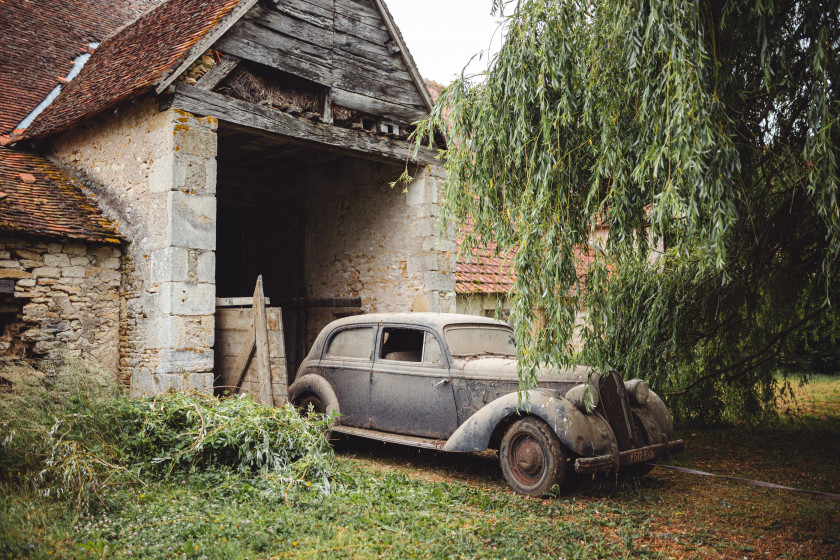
[2,377,838,559]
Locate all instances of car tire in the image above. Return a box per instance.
[500,416,567,496]
[294,393,326,417]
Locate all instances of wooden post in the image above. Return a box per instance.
[252,275,274,406]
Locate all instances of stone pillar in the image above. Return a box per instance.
[138,110,218,395]
[406,163,456,313]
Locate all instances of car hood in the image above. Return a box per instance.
[454,357,591,385]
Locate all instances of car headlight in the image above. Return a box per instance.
[624,379,649,406]
[565,383,599,412]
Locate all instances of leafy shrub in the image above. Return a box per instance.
[0,357,339,506]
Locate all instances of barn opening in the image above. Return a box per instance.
[214,119,413,382]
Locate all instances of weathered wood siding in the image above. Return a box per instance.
[215,0,429,123]
[215,307,288,404]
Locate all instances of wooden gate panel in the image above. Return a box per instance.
[214,307,288,404]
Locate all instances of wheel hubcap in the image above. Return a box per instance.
[512,437,544,481]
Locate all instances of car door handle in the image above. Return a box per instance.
[433,378,451,388]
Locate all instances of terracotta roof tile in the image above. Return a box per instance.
[455,222,516,294]
[0,0,162,135]
[0,147,121,244]
[23,0,245,139]
[455,222,598,295]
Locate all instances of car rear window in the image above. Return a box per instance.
[325,327,375,360]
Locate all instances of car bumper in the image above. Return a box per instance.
[574,440,685,474]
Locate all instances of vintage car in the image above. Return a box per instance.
[288,313,683,495]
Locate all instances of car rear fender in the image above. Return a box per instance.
[630,389,674,445]
[442,390,616,456]
[288,374,341,417]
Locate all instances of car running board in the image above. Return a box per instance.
[331,425,447,450]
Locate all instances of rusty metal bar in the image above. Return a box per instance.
[574,440,685,474]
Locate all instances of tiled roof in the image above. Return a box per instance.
[0,148,121,244]
[23,0,244,140]
[455,222,600,295]
[455,222,516,294]
[0,0,161,136]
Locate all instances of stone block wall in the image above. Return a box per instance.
[49,96,219,395]
[0,235,121,371]
[300,159,456,345]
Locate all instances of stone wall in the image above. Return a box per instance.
[0,235,121,370]
[300,159,456,345]
[49,96,219,395]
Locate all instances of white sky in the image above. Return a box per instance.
[385,0,506,85]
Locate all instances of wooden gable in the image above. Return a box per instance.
[212,0,432,124]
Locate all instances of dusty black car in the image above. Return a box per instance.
[289,313,683,495]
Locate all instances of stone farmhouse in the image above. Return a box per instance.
[0,0,453,401]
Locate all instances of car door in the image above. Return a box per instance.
[318,324,375,428]
[369,325,458,439]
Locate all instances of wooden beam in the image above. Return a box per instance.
[217,296,271,307]
[331,88,427,123]
[252,275,273,407]
[155,0,259,95]
[196,54,241,91]
[173,83,437,165]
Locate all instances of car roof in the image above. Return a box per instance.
[325,312,509,331]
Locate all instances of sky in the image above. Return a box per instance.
[384,0,506,85]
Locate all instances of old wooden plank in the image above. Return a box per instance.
[223,19,333,66]
[215,308,254,328]
[216,32,332,87]
[334,12,390,45]
[335,0,382,25]
[251,6,333,49]
[216,296,272,307]
[333,34,416,81]
[196,54,241,91]
[156,0,259,94]
[331,88,426,123]
[173,83,437,165]
[331,62,424,108]
[229,326,256,391]
[269,0,334,25]
[253,275,274,406]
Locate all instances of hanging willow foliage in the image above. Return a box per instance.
[410,0,840,423]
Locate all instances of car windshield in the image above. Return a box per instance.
[445,326,517,358]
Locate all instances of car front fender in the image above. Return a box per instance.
[630,389,674,445]
[287,374,341,418]
[442,390,616,456]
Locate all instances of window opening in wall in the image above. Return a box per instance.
[380,328,440,363]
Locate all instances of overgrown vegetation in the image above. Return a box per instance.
[1,362,838,558]
[412,0,840,423]
[0,358,338,507]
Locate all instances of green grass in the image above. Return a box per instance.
[2,465,661,559]
[1,368,838,559]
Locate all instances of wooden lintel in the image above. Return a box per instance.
[173,83,437,166]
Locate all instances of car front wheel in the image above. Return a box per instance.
[500,416,567,496]
[294,393,326,417]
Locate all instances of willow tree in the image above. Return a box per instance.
[412,0,840,423]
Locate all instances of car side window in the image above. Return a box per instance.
[325,327,375,360]
[380,327,441,363]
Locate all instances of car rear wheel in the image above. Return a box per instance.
[294,393,326,417]
[500,416,566,496]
